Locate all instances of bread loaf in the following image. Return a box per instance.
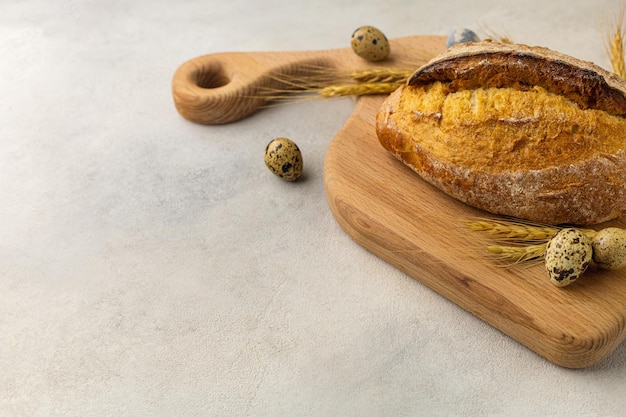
[376,41,626,225]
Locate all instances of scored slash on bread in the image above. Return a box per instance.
[376,41,626,225]
[408,41,626,117]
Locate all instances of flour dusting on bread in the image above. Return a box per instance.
[376,41,626,225]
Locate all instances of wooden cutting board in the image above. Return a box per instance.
[173,35,626,368]
[324,91,626,369]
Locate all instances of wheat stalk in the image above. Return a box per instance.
[349,68,413,83]
[486,243,548,265]
[478,24,514,44]
[318,82,404,97]
[253,66,416,105]
[467,217,597,265]
[466,219,559,242]
[604,9,626,78]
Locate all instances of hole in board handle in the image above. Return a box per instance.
[194,61,230,89]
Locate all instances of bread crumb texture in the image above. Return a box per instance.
[394,81,626,173]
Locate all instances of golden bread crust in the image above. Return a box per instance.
[376,42,626,225]
[408,41,626,117]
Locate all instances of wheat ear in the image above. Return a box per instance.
[466,219,559,242]
[467,218,597,265]
[607,16,626,78]
[486,243,548,265]
[349,68,413,83]
[318,82,404,97]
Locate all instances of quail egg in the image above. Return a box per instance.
[351,26,390,62]
[264,137,303,181]
[446,28,480,48]
[545,228,593,287]
[592,227,626,270]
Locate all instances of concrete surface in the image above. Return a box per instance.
[2,0,626,415]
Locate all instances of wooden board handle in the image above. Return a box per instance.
[171,35,446,124]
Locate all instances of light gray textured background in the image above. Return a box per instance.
[2,0,626,416]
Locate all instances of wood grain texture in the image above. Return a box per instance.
[173,35,626,367]
[171,36,440,124]
[324,85,626,369]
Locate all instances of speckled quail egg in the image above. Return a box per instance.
[264,137,303,181]
[545,228,593,287]
[351,26,390,62]
[446,28,480,48]
[592,227,626,270]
